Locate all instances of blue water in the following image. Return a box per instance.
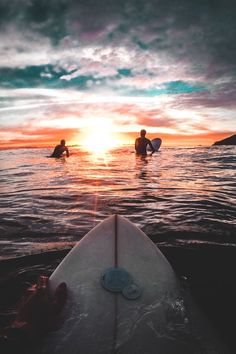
[0,145,235,259]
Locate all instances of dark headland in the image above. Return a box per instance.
[213,134,236,145]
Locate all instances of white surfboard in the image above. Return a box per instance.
[42,215,228,354]
[147,137,162,152]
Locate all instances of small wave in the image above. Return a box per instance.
[12,171,35,177]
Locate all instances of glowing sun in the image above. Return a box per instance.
[79,118,121,154]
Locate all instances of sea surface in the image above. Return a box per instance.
[0,145,235,258]
[0,145,236,352]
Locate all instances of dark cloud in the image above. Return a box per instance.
[0,0,68,45]
[1,0,235,53]
[0,0,236,103]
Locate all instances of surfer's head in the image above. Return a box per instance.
[60,139,66,146]
[140,129,146,137]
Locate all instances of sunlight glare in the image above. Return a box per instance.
[80,118,121,154]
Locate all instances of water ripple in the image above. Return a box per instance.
[0,145,235,258]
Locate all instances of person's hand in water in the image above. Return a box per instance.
[0,276,67,353]
[12,275,67,339]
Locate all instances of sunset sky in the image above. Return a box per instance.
[0,0,235,149]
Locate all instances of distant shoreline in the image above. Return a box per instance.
[213,133,236,146]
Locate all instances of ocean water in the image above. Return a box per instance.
[0,145,235,258]
[0,145,236,352]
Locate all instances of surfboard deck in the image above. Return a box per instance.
[42,215,229,354]
[147,137,162,152]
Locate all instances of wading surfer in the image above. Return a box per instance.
[135,129,155,156]
[50,139,69,158]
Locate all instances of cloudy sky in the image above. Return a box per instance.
[0,0,235,148]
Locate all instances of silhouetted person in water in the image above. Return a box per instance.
[50,139,69,158]
[135,129,155,156]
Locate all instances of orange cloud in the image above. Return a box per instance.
[0,127,79,149]
[124,131,234,147]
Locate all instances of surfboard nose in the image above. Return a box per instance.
[44,215,228,354]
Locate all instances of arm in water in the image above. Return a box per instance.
[135,138,139,153]
[0,276,67,354]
